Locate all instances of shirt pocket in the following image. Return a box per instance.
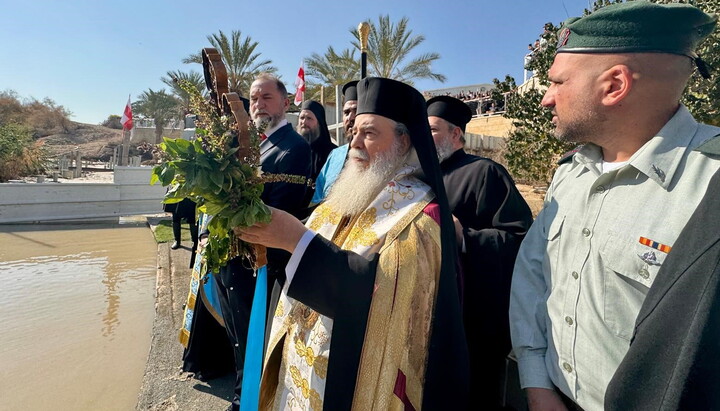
[541,214,565,293]
[600,233,665,340]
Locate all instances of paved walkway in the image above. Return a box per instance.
[135,217,233,411]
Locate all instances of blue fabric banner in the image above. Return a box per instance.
[240,265,267,410]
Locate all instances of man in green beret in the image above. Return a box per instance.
[509,2,720,410]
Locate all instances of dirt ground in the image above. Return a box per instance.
[18,170,115,184]
[38,122,123,161]
[516,184,546,217]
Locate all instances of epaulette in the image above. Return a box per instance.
[695,134,720,156]
[557,145,583,165]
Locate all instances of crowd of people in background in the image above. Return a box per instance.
[425,89,491,103]
[424,89,505,116]
[524,23,552,66]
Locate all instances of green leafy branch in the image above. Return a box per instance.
[150,79,308,272]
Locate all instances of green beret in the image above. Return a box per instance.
[557,1,716,58]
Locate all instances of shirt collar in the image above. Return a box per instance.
[574,105,699,189]
[264,118,288,138]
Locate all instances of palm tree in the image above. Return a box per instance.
[161,70,206,114]
[132,89,181,143]
[350,15,446,85]
[183,30,277,96]
[305,46,361,104]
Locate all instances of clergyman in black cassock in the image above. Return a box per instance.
[297,100,337,182]
[428,95,533,409]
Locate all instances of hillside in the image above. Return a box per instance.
[37,122,124,161]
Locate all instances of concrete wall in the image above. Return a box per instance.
[131,128,184,144]
[0,167,166,223]
[467,115,514,138]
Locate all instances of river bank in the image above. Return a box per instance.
[135,217,233,410]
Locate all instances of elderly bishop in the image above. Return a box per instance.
[238,77,469,410]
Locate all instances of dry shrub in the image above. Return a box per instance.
[0,91,74,137]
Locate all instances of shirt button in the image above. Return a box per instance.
[595,185,606,193]
[582,228,591,237]
[565,316,574,326]
[572,271,579,279]
[638,268,650,279]
[563,362,573,373]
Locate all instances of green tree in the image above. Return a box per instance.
[132,89,181,143]
[0,123,48,182]
[305,46,360,104]
[161,70,206,114]
[350,15,446,85]
[101,114,123,129]
[183,30,277,96]
[499,21,572,185]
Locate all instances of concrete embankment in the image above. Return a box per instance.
[136,218,233,410]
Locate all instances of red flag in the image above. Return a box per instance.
[121,95,133,130]
[294,61,305,106]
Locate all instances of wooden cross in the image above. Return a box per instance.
[201,47,267,267]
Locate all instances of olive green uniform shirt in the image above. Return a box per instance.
[510,106,720,411]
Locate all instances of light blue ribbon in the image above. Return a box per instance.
[240,265,267,410]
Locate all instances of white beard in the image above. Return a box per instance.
[252,112,281,130]
[325,141,409,216]
[435,135,456,162]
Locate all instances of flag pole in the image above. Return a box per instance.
[358,22,370,79]
[120,128,125,166]
[294,60,305,107]
[120,94,133,166]
[121,128,130,166]
[301,59,304,105]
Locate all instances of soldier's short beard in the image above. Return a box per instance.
[553,97,605,143]
[325,140,409,216]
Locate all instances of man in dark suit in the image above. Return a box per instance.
[216,73,311,411]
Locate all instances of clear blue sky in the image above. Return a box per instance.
[0,0,591,125]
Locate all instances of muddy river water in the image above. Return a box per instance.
[0,222,157,410]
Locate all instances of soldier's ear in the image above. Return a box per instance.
[600,64,633,107]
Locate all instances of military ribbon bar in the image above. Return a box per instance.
[639,236,672,253]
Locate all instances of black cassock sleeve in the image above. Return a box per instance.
[286,234,379,410]
[461,162,532,268]
[287,234,378,318]
[457,162,532,345]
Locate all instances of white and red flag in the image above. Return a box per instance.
[294,61,305,106]
[121,95,133,130]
